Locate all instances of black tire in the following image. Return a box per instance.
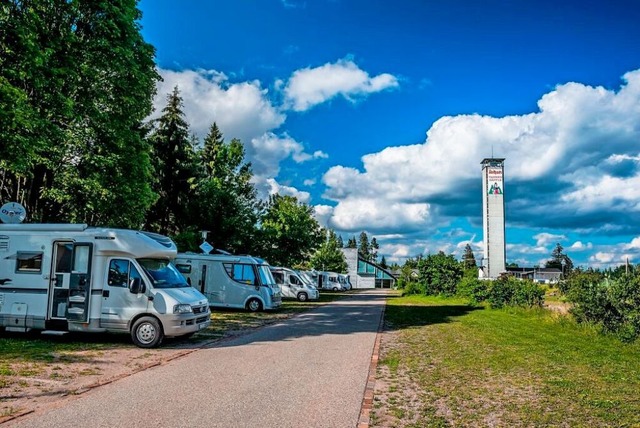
[131,316,163,348]
[297,292,308,302]
[246,298,263,312]
[332,287,338,291]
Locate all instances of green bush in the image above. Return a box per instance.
[457,275,488,304]
[487,277,545,309]
[568,274,640,342]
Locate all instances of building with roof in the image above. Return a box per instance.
[342,248,396,288]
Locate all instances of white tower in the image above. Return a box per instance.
[481,158,506,279]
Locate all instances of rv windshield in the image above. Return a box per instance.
[138,259,189,289]
[258,265,276,286]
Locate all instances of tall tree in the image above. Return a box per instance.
[310,229,348,273]
[0,0,159,226]
[336,235,345,249]
[462,244,477,270]
[258,194,323,267]
[358,231,371,260]
[186,123,260,253]
[145,87,198,235]
[370,237,379,262]
[347,236,357,248]
[379,255,388,269]
[545,243,574,275]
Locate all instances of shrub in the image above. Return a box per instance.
[457,275,488,304]
[487,277,545,309]
[417,252,463,296]
[568,274,640,342]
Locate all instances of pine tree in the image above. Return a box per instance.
[462,244,477,270]
[370,237,379,262]
[337,235,345,248]
[347,237,357,248]
[380,255,388,269]
[358,232,370,260]
[146,86,198,235]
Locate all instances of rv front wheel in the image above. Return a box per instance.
[246,298,263,312]
[297,292,308,302]
[131,316,164,348]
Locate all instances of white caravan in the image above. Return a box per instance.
[317,271,344,291]
[0,224,210,347]
[174,253,282,312]
[270,267,319,302]
[338,274,352,290]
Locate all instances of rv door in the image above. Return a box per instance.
[49,242,93,322]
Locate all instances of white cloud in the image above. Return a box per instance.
[590,252,615,264]
[533,233,566,246]
[569,241,593,251]
[303,179,317,186]
[265,178,311,203]
[320,68,640,241]
[151,68,285,142]
[284,58,399,111]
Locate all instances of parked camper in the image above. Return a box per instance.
[338,274,352,290]
[0,224,210,348]
[270,267,319,302]
[174,253,282,312]
[316,271,344,291]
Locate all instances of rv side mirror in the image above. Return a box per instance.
[129,277,145,294]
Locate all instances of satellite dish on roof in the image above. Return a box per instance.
[0,202,27,224]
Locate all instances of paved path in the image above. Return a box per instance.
[7,289,388,428]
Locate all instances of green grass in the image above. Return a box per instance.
[374,294,640,427]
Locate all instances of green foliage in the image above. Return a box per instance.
[145,87,199,234]
[0,0,159,226]
[189,124,260,253]
[417,251,463,296]
[258,194,323,267]
[545,243,574,276]
[461,243,477,270]
[310,229,348,272]
[358,231,370,260]
[567,273,640,342]
[456,271,488,304]
[486,276,545,309]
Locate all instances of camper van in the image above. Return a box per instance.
[316,271,344,291]
[0,224,210,348]
[174,253,282,312]
[338,274,352,290]
[270,267,319,302]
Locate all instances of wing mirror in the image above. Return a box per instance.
[129,277,146,294]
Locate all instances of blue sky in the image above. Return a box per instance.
[138,0,640,268]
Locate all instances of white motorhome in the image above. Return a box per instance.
[0,224,210,348]
[174,253,282,312]
[270,267,319,302]
[317,271,344,291]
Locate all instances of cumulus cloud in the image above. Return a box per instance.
[150,68,330,203]
[284,58,399,111]
[321,69,640,247]
[533,233,566,246]
[265,178,311,203]
[151,68,285,142]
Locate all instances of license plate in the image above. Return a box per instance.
[198,323,207,330]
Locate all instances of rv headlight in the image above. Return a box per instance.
[173,304,193,314]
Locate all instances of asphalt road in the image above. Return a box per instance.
[7,289,387,428]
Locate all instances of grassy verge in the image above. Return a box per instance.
[372,294,640,427]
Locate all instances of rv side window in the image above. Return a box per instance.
[55,243,73,273]
[175,264,191,274]
[223,263,256,285]
[272,271,284,284]
[16,252,43,273]
[108,259,142,288]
